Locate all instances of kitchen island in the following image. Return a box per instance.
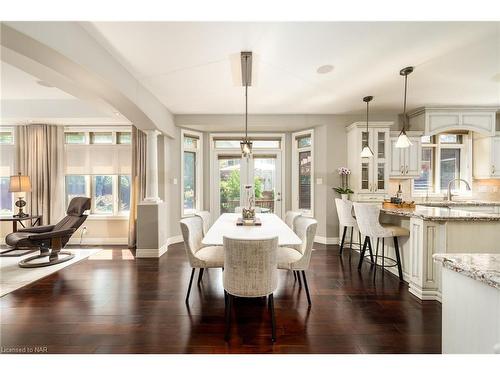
[378,205,500,301]
[433,253,500,353]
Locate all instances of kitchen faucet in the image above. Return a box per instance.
[446,178,471,201]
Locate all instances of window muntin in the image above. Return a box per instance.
[214,139,280,149]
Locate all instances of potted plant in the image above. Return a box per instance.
[334,167,354,200]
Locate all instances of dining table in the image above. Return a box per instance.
[202,213,302,247]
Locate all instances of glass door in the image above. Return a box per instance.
[214,151,282,217]
[250,153,281,215]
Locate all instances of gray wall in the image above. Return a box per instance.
[174,113,400,241]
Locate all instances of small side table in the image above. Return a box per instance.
[0,215,43,257]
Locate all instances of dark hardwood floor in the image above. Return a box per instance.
[0,243,442,354]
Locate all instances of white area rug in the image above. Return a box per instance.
[0,248,101,297]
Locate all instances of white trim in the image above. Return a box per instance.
[209,132,286,218]
[291,128,314,217]
[314,236,339,245]
[180,129,203,218]
[67,237,128,245]
[135,235,183,258]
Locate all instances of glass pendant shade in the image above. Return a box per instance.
[395,130,413,148]
[240,140,252,157]
[360,146,374,158]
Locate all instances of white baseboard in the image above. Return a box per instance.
[68,237,128,246]
[314,236,339,245]
[136,235,183,258]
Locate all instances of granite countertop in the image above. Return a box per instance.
[433,253,500,290]
[381,206,500,221]
[418,201,500,207]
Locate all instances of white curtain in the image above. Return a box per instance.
[17,124,65,224]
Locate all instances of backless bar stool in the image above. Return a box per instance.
[334,198,362,258]
[353,202,408,281]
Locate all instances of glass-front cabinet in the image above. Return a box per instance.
[347,122,391,200]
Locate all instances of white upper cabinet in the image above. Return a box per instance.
[389,131,422,178]
[473,132,500,179]
[408,107,497,136]
[347,122,392,200]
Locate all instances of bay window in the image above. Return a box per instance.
[292,129,314,216]
[181,130,203,216]
[414,133,471,195]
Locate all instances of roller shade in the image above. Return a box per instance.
[0,144,16,176]
[64,144,131,175]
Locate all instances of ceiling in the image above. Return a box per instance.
[86,22,500,115]
[1,61,75,100]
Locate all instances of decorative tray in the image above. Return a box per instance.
[236,217,262,226]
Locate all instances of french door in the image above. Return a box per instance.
[214,151,282,218]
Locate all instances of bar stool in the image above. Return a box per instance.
[335,198,362,258]
[353,202,408,281]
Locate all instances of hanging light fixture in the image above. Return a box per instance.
[360,95,374,158]
[395,66,414,148]
[240,51,253,157]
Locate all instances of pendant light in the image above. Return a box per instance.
[395,66,414,148]
[360,95,374,158]
[240,52,253,157]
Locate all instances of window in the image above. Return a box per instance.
[117,132,132,144]
[414,133,470,195]
[213,139,281,149]
[65,132,86,144]
[292,129,314,216]
[64,127,132,217]
[90,132,113,144]
[0,128,15,215]
[181,130,203,216]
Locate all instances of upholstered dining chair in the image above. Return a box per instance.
[353,202,408,281]
[284,211,301,230]
[179,216,224,303]
[223,236,279,342]
[277,216,317,306]
[335,198,362,258]
[194,210,211,236]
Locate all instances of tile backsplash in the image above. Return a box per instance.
[388,178,500,202]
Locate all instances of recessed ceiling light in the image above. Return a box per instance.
[114,111,121,116]
[316,65,334,74]
[36,80,54,88]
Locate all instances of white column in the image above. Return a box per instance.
[144,129,162,203]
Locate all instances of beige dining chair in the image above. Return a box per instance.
[284,211,302,230]
[353,202,408,281]
[277,216,317,306]
[179,216,224,303]
[194,210,211,236]
[223,236,279,342]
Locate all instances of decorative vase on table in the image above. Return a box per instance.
[341,194,349,201]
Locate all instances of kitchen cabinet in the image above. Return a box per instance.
[389,131,422,178]
[347,122,392,200]
[473,132,500,179]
